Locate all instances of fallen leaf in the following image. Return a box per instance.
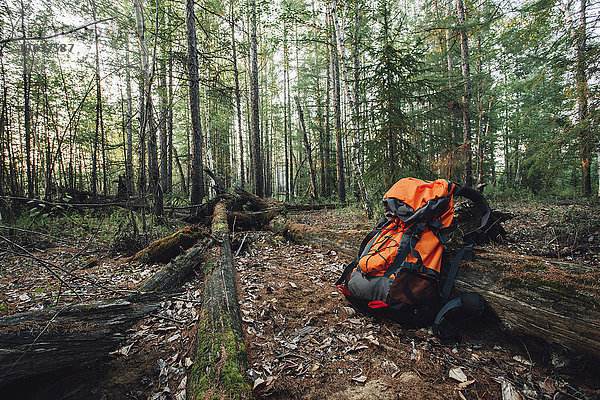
[449,367,468,383]
[19,294,31,302]
[352,375,367,383]
[497,377,523,400]
[253,377,265,389]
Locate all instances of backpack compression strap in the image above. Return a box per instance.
[335,218,392,286]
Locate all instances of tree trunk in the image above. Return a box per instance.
[329,12,345,203]
[125,34,134,196]
[0,63,5,197]
[133,0,149,233]
[21,2,33,199]
[0,294,161,386]
[324,49,332,198]
[174,146,187,195]
[249,0,264,198]
[330,0,372,217]
[295,97,318,200]
[231,6,245,189]
[159,57,168,195]
[185,0,205,205]
[188,201,250,399]
[456,0,472,187]
[476,34,484,186]
[577,0,591,196]
[167,51,173,194]
[283,23,290,201]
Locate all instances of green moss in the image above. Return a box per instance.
[188,314,251,400]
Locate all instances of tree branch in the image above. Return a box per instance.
[0,17,117,45]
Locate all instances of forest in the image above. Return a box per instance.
[1,0,600,398]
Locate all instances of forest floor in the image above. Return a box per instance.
[1,199,599,399]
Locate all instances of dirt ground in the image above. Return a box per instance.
[1,200,599,399]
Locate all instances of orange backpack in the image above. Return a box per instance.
[336,177,490,333]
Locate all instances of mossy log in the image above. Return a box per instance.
[272,218,600,360]
[133,225,204,263]
[188,201,251,399]
[0,293,160,386]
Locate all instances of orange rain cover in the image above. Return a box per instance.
[359,178,455,277]
[383,177,455,212]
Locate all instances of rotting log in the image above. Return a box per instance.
[134,225,204,263]
[188,201,250,399]
[137,244,206,293]
[270,215,367,257]
[271,217,600,360]
[0,293,160,386]
[232,185,282,213]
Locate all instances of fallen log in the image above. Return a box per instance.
[137,245,206,293]
[188,201,250,399]
[133,225,205,263]
[0,293,161,386]
[271,217,600,360]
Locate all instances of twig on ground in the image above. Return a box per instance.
[0,234,127,297]
[0,234,83,300]
[0,225,72,244]
[236,233,248,257]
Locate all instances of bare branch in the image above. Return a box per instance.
[0,17,117,45]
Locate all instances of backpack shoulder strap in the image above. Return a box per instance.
[454,185,492,244]
[440,185,492,302]
[432,292,485,340]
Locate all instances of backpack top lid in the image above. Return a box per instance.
[383,178,456,223]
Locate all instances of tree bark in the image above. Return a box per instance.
[137,245,205,293]
[0,294,161,386]
[329,0,372,216]
[188,201,250,399]
[329,11,345,203]
[456,0,473,187]
[249,0,264,198]
[125,33,134,196]
[230,5,245,189]
[283,23,290,201]
[577,0,591,196]
[134,225,204,264]
[159,57,168,195]
[21,1,33,199]
[174,146,187,195]
[295,97,318,200]
[185,0,205,205]
[270,216,600,359]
